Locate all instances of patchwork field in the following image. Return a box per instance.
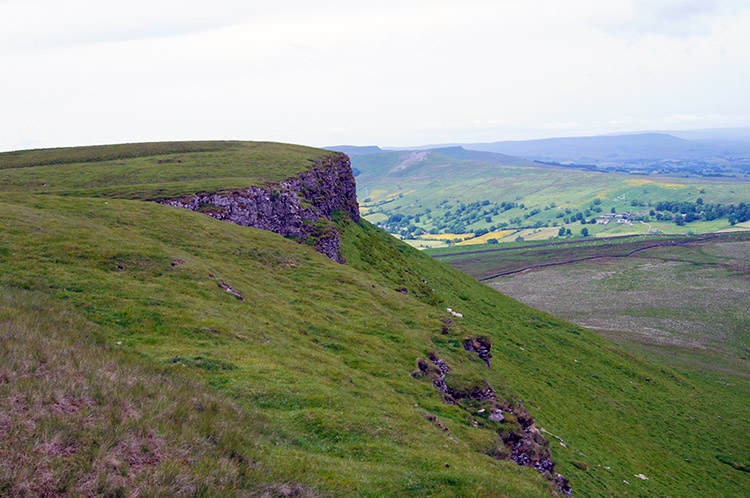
[352,149,750,244]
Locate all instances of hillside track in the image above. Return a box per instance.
[431,232,739,259]
[475,234,726,281]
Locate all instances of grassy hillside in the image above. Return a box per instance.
[1,142,748,497]
[350,149,750,247]
[0,287,299,498]
[0,141,341,200]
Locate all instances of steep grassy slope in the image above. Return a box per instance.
[0,193,556,498]
[341,219,750,497]
[1,142,748,497]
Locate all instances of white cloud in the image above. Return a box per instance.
[590,0,750,38]
[1,0,748,150]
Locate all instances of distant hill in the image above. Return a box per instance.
[326,146,537,170]
[638,127,750,143]
[353,139,750,246]
[324,144,384,155]
[430,146,539,167]
[458,133,750,162]
[350,147,539,180]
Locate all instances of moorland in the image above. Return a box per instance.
[429,232,750,378]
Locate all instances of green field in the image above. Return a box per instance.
[350,149,750,245]
[1,143,749,497]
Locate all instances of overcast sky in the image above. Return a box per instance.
[1,0,749,151]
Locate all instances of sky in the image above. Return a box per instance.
[1,0,749,151]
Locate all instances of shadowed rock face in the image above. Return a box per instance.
[157,153,359,263]
[464,337,493,368]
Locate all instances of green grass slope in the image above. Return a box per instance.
[1,142,748,497]
[0,141,340,200]
[0,288,304,498]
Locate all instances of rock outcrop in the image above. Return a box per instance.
[413,353,572,497]
[464,337,493,368]
[156,153,359,263]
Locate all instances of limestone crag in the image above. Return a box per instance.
[157,153,359,263]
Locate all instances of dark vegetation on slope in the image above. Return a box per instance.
[1,142,748,497]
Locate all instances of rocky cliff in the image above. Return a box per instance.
[156,153,359,263]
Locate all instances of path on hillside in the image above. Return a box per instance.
[432,232,704,258]
[474,234,721,281]
[431,231,750,258]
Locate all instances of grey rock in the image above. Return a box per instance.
[489,409,505,422]
[156,153,359,263]
[463,337,493,368]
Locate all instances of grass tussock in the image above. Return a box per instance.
[0,288,316,498]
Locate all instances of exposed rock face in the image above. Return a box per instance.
[156,153,359,263]
[503,410,572,497]
[488,409,505,422]
[428,351,450,375]
[413,352,572,497]
[464,337,493,368]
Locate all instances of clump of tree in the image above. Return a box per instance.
[652,200,749,225]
